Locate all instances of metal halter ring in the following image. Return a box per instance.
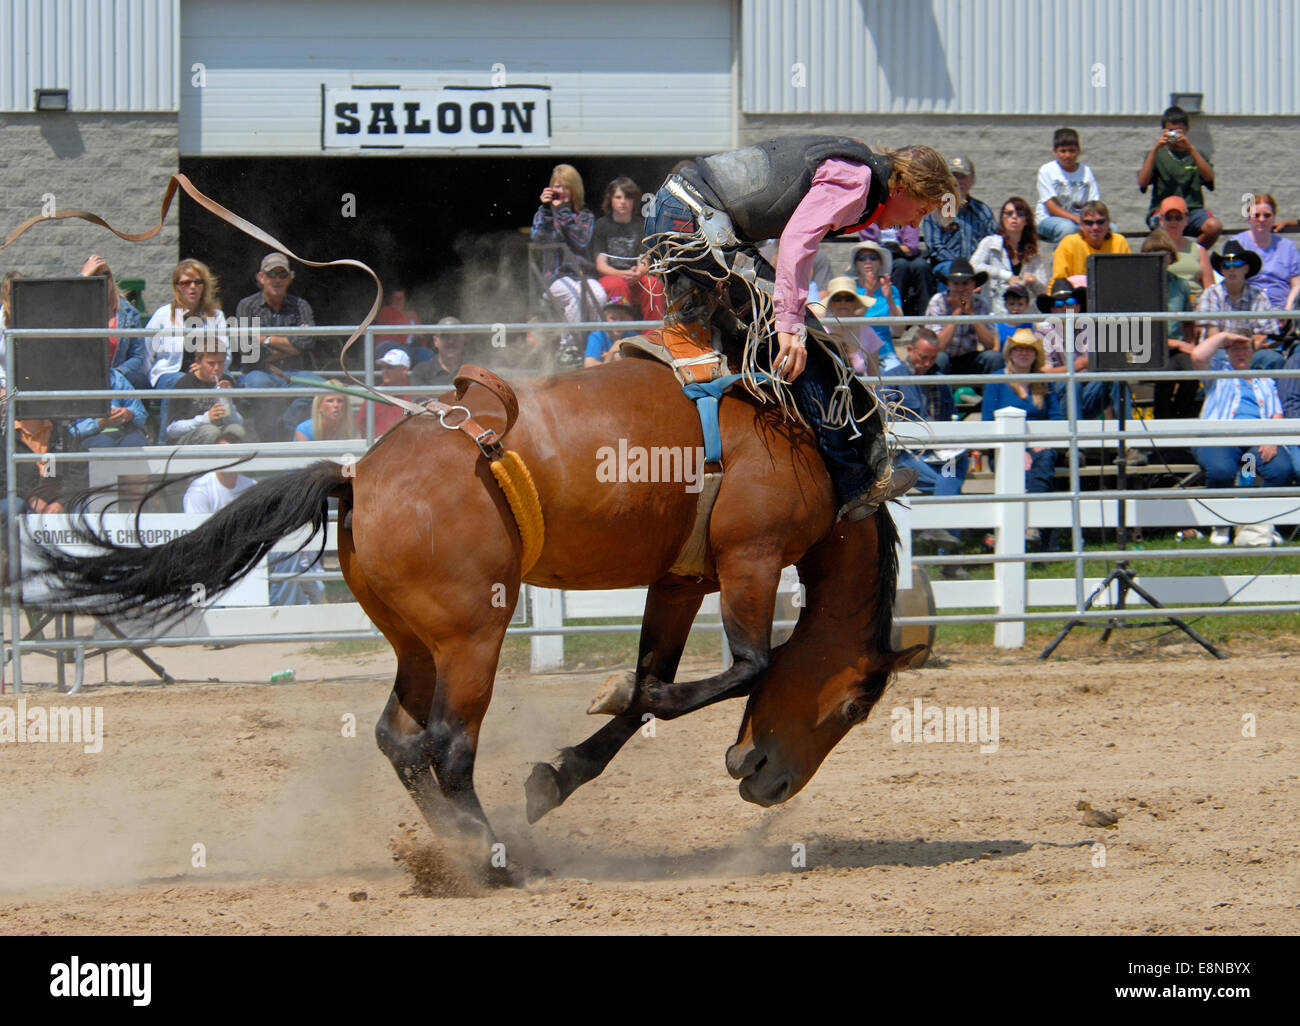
[436,405,472,430]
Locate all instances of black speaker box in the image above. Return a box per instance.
[9,276,111,420]
[1085,252,1168,372]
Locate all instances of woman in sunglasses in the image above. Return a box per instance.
[144,258,228,391]
[1050,200,1132,283]
[1153,196,1213,301]
[1232,194,1300,315]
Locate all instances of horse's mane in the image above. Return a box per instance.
[869,503,901,659]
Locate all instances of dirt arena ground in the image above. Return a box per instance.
[1,637,1295,935]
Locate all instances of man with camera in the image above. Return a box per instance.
[1137,105,1222,249]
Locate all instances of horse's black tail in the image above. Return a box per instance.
[24,460,351,622]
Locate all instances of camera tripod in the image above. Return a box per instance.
[1038,380,1226,660]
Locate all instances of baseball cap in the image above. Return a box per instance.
[1158,196,1189,216]
[948,155,974,176]
[378,348,411,368]
[260,252,291,274]
[1004,283,1030,300]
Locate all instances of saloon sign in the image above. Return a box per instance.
[322,86,551,149]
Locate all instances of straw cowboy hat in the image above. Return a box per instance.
[1003,327,1046,371]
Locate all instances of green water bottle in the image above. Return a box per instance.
[270,669,295,683]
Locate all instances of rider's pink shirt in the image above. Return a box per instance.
[773,158,875,335]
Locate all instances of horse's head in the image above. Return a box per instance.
[725,510,924,805]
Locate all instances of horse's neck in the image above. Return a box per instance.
[795,520,885,638]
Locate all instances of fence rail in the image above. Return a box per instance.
[4,309,1300,690]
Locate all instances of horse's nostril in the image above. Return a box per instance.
[725,741,764,779]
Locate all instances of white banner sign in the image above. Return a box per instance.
[322,86,551,150]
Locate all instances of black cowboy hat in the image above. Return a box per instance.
[1036,277,1088,313]
[938,258,988,288]
[1210,240,1263,278]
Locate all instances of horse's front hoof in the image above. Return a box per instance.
[525,762,564,823]
[587,670,637,716]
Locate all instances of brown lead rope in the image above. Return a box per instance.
[0,172,427,418]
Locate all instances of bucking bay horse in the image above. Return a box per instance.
[27,355,922,876]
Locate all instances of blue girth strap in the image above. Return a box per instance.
[682,374,742,465]
[681,371,782,464]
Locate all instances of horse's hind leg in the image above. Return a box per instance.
[525,579,705,822]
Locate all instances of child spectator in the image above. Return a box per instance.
[1035,128,1101,243]
[997,283,1034,347]
[583,297,639,367]
[1051,201,1131,282]
[68,367,148,448]
[592,176,665,321]
[164,339,246,444]
[1137,105,1221,248]
[531,163,607,363]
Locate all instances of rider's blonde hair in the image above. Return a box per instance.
[877,144,959,223]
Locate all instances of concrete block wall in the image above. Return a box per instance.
[0,113,180,312]
[742,114,1300,242]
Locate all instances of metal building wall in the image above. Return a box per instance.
[179,0,735,157]
[742,0,1300,116]
[0,0,179,112]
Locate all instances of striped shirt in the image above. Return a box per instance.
[1200,351,1281,421]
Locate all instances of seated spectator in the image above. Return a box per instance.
[971,196,1049,313]
[592,175,665,321]
[145,258,228,390]
[997,283,1035,347]
[1196,240,1279,370]
[294,392,356,442]
[922,156,995,288]
[816,275,900,376]
[411,316,468,389]
[79,254,149,390]
[583,297,639,367]
[845,246,905,361]
[1035,127,1101,243]
[1051,201,1131,283]
[234,252,326,443]
[374,284,434,364]
[68,367,148,449]
[924,259,1002,377]
[357,349,413,438]
[893,329,967,491]
[1191,330,1293,530]
[982,328,1063,547]
[1035,278,1121,421]
[1142,230,1201,419]
[531,163,607,363]
[862,223,929,316]
[1151,197,1212,302]
[183,441,321,605]
[1138,105,1221,248]
[1233,194,1300,315]
[164,340,247,445]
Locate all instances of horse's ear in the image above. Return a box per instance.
[890,644,928,672]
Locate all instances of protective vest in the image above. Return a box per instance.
[690,135,894,242]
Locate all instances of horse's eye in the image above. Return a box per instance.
[843,701,861,724]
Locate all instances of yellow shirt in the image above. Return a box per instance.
[1051,232,1133,279]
